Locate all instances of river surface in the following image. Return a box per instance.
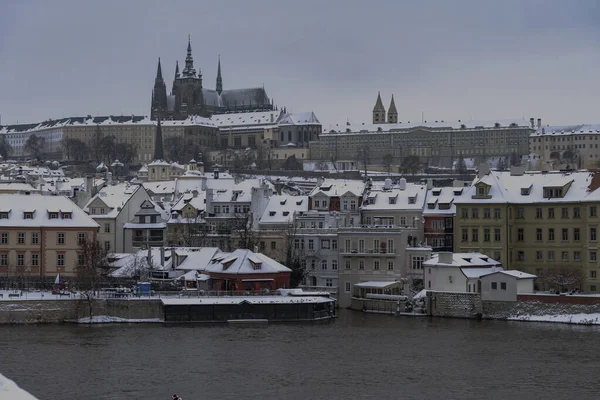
[1,310,599,400]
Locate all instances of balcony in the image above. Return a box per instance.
[340,248,396,256]
[132,235,165,246]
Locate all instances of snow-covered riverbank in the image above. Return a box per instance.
[0,374,38,399]
[508,313,600,325]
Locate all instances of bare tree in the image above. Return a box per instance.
[285,223,313,287]
[382,153,394,175]
[169,215,209,247]
[402,155,421,175]
[0,136,14,159]
[24,134,46,161]
[233,213,261,251]
[543,268,586,292]
[75,238,110,321]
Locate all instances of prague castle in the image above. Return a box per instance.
[150,37,273,120]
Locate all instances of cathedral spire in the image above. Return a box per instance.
[174,60,180,79]
[155,58,164,85]
[182,35,196,78]
[387,95,398,123]
[216,55,223,95]
[372,91,386,124]
[154,115,164,161]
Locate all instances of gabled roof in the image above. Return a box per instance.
[0,194,98,228]
[309,179,365,198]
[204,249,291,274]
[259,195,308,225]
[84,184,141,218]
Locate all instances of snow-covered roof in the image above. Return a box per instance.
[278,112,321,126]
[0,194,99,228]
[84,184,141,218]
[259,195,308,225]
[424,252,501,267]
[456,170,600,204]
[204,249,291,274]
[361,183,427,211]
[461,267,504,279]
[175,247,221,271]
[354,281,401,289]
[422,186,466,215]
[0,182,41,193]
[494,270,537,279]
[212,110,283,128]
[161,295,333,305]
[309,179,366,198]
[531,124,600,137]
[323,118,532,135]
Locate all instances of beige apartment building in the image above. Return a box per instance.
[454,167,600,293]
[61,115,217,164]
[0,195,99,277]
[529,124,600,169]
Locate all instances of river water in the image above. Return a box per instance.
[1,310,599,400]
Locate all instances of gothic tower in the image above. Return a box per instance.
[171,36,206,119]
[387,95,398,123]
[372,92,386,124]
[216,55,223,95]
[150,58,167,120]
[154,116,164,161]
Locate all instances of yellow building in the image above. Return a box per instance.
[454,167,600,293]
[0,194,99,277]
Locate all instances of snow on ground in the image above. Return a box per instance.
[509,313,600,325]
[77,316,163,324]
[0,374,39,399]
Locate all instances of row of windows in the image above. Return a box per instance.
[460,206,598,219]
[519,227,597,242]
[0,232,88,246]
[0,252,83,267]
[344,239,396,253]
[294,238,338,251]
[517,250,591,262]
[343,259,395,271]
[461,228,502,242]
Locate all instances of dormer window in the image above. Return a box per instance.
[251,261,262,270]
[283,211,290,216]
[0,213,8,219]
[62,213,71,219]
[408,197,416,204]
[477,187,486,196]
[389,197,396,205]
[427,203,435,209]
[49,213,58,219]
[269,211,276,216]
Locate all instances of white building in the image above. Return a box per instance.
[479,270,536,301]
[423,252,503,293]
[83,183,152,253]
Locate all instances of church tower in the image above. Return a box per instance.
[151,58,167,120]
[154,116,164,161]
[372,92,386,124]
[216,56,223,95]
[387,95,398,123]
[171,36,206,119]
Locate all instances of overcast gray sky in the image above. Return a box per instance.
[1,0,599,127]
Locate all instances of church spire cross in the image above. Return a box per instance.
[216,55,223,95]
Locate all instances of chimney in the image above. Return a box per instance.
[529,118,534,129]
[478,163,490,178]
[171,249,177,269]
[85,175,93,195]
[438,252,453,264]
[510,165,525,176]
[426,178,433,190]
[537,118,542,128]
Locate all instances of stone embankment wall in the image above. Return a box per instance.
[426,291,600,320]
[0,299,164,324]
[427,292,482,319]
[483,300,600,320]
